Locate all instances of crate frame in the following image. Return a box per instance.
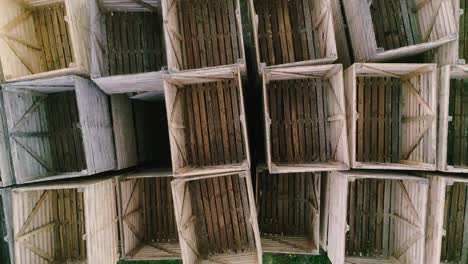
[164,66,250,177]
[161,0,246,72]
[262,64,349,173]
[171,171,262,264]
[249,0,337,71]
[9,178,118,264]
[425,175,468,264]
[255,166,321,255]
[438,65,468,172]
[0,76,116,185]
[343,0,458,62]
[115,169,181,261]
[90,0,168,95]
[345,63,438,171]
[0,0,91,82]
[326,170,429,264]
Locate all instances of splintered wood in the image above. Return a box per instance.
[185,81,246,167]
[168,0,244,70]
[268,79,331,164]
[105,12,166,75]
[257,170,320,254]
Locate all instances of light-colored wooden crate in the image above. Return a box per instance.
[10,178,118,264]
[115,169,181,261]
[161,0,246,72]
[438,65,468,172]
[345,63,437,171]
[0,76,116,185]
[425,175,468,264]
[255,167,321,255]
[249,0,337,70]
[0,0,90,82]
[164,66,250,177]
[171,171,262,264]
[325,170,428,264]
[343,0,457,62]
[263,64,348,173]
[90,0,168,95]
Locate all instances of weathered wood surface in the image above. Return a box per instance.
[172,172,262,264]
[447,78,468,167]
[253,0,336,67]
[257,169,320,254]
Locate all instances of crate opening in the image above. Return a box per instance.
[166,77,248,175]
[13,188,87,263]
[119,176,180,260]
[370,0,422,52]
[3,90,86,180]
[133,98,171,168]
[447,78,468,168]
[345,177,426,262]
[458,0,467,62]
[441,182,468,263]
[174,174,259,263]
[253,0,334,66]
[354,72,435,169]
[102,9,166,76]
[166,0,244,70]
[0,0,75,80]
[264,65,348,172]
[257,171,320,254]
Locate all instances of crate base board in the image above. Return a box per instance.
[259,56,338,72]
[261,236,318,255]
[345,256,398,263]
[93,71,166,95]
[370,35,457,62]
[5,67,88,83]
[439,165,468,173]
[174,162,248,177]
[269,161,348,173]
[352,161,436,171]
[125,242,181,260]
[200,251,258,263]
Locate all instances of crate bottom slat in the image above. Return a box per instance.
[261,236,318,255]
[126,242,181,260]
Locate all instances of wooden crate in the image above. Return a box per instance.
[249,0,337,70]
[326,170,428,264]
[345,63,437,170]
[255,167,321,255]
[115,169,180,261]
[171,171,262,264]
[0,0,90,82]
[343,0,457,62]
[165,66,250,177]
[161,0,246,71]
[0,76,116,184]
[90,0,168,94]
[263,64,349,173]
[425,175,468,264]
[438,65,468,172]
[10,179,118,264]
[109,94,171,170]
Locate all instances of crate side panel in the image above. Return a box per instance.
[119,178,144,256]
[65,0,91,72]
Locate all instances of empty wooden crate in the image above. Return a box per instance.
[116,170,180,261]
[171,171,262,264]
[10,179,118,264]
[0,0,90,81]
[345,63,437,170]
[90,0,168,94]
[438,65,468,172]
[162,0,245,71]
[263,64,348,173]
[326,171,428,264]
[343,0,457,62]
[0,76,116,184]
[256,167,321,255]
[249,0,337,69]
[165,66,250,177]
[425,175,468,264]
